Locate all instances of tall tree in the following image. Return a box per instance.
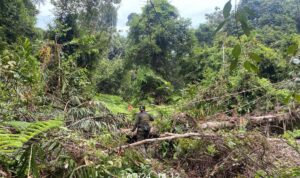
[127,0,194,82]
[50,0,121,68]
[51,0,120,37]
[0,0,38,43]
[79,0,120,32]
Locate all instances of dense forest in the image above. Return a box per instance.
[0,0,300,177]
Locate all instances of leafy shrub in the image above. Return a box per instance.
[0,38,43,120]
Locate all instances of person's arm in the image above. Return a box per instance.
[131,114,139,132]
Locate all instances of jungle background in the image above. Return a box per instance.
[0,0,300,177]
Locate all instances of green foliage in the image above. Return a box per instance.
[295,94,300,103]
[65,95,130,134]
[230,44,241,70]
[277,167,300,178]
[1,0,300,177]
[179,42,224,83]
[0,118,63,155]
[94,58,125,94]
[127,0,194,81]
[240,0,298,33]
[249,52,262,63]
[223,0,232,19]
[66,149,152,178]
[287,43,299,56]
[232,44,241,59]
[0,0,38,43]
[1,38,42,86]
[153,117,173,133]
[173,139,206,159]
[236,8,252,36]
[283,130,300,153]
[0,38,43,120]
[16,144,42,178]
[38,40,92,98]
[51,0,120,33]
[49,0,121,76]
[68,33,111,69]
[61,57,91,98]
[215,0,253,37]
[95,94,130,114]
[3,121,31,132]
[121,67,174,104]
[206,144,218,156]
[244,61,258,73]
[195,24,215,45]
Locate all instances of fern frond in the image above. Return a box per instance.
[0,118,63,155]
[2,121,31,132]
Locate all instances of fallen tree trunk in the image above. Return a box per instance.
[200,121,235,130]
[249,114,288,124]
[200,113,290,130]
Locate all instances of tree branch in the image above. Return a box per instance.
[107,132,217,153]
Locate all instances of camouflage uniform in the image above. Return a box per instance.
[132,111,154,141]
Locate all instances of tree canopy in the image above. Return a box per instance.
[127,0,194,81]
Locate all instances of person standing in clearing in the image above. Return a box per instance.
[131,106,154,145]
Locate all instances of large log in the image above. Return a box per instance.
[200,121,235,130]
[200,113,290,130]
[249,114,288,124]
